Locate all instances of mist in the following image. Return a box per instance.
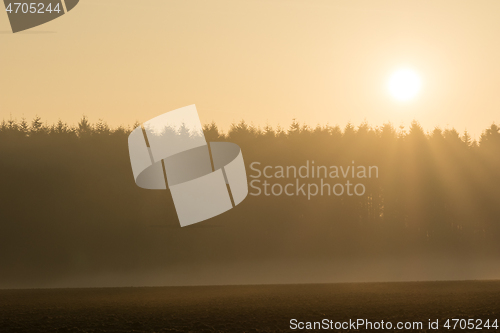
[0,117,499,289]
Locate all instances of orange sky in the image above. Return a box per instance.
[1,0,499,138]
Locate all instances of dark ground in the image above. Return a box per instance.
[0,281,499,332]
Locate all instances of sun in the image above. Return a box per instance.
[388,69,422,102]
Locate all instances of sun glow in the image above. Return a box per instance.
[388,69,422,102]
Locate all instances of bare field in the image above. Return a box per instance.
[1,281,499,332]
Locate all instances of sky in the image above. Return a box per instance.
[1,0,500,138]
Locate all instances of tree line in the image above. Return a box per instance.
[0,116,499,287]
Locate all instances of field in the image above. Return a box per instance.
[1,281,499,332]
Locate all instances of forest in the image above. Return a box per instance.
[0,116,499,287]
